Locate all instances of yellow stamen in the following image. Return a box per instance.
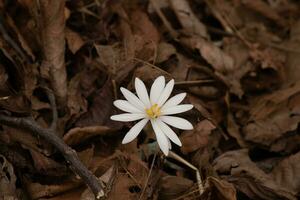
[146,104,161,118]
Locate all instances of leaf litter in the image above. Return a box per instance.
[0,0,300,199]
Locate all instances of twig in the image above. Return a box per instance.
[168,151,204,195]
[44,88,58,131]
[149,0,178,39]
[139,153,157,200]
[0,114,104,199]
[133,57,172,76]
[175,80,215,86]
[0,16,28,61]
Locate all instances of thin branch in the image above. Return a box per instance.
[44,87,58,131]
[0,114,104,199]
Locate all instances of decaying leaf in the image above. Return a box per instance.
[181,119,216,154]
[202,177,237,200]
[0,155,18,200]
[64,126,115,146]
[158,176,193,199]
[213,149,296,200]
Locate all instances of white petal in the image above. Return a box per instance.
[110,113,146,122]
[160,116,193,130]
[161,104,193,115]
[120,87,145,110]
[150,76,165,104]
[157,79,175,107]
[167,138,172,149]
[122,118,149,144]
[151,119,169,156]
[161,93,186,109]
[135,78,151,108]
[113,100,143,113]
[156,119,182,146]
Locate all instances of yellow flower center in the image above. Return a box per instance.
[146,104,161,119]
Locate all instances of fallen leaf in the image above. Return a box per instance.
[213,149,296,200]
[29,149,67,176]
[271,152,300,195]
[156,42,176,63]
[242,0,286,27]
[158,176,193,200]
[202,177,236,200]
[25,177,82,199]
[181,119,216,154]
[65,28,85,54]
[64,126,115,146]
[169,0,208,38]
[0,155,18,200]
[242,81,300,146]
[75,79,122,129]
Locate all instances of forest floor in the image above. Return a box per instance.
[0,0,300,199]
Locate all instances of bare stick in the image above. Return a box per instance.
[168,151,204,195]
[0,114,104,199]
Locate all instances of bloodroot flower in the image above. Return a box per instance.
[110,76,193,155]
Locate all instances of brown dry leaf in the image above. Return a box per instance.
[65,28,85,54]
[181,119,216,154]
[181,36,234,73]
[29,149,67,176]
[285,19,300,84]
[95,43,136,82]
[3,127,42,153]
[204,0,243,31]
[39,0,67,106]
[158,176,193,200]
[77,147,94,171]
[242,0,286,27]
[227,113,247,148]
[42,188,84,200]
[130,10,160,44]
[166,53,190,81]
[107,154,149,200]
[213,149,296,200]
[242,81,300,147]
[5,14,35,61]
[75,79,122,129]
[202,177,236,200]
[134,64,172,84]
[0,155,18,200]
[180,36,247,97]
[271,152,300,195]
[156,42,177,63]
[63,126,115,146]
[169,0,208,38]
[67,71,88,120]
[25,177,82,199]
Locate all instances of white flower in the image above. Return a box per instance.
[110,76,193,155]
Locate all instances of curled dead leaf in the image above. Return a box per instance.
[64,126,116,146]
[181,119,216,154]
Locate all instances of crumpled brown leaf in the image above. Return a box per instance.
[181,119,216,154]
[0,155,18,200]
[158,176,193,200]
[242,81,300,147]
[213,149,296,200]
[169,0,208,38]
[39,0,67,106]
[202,177,236,200]
[75,78,122,129]
[63,126,116,146]
[107,154,149,200]
[65,28,85,54]
[271,152,300,195]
